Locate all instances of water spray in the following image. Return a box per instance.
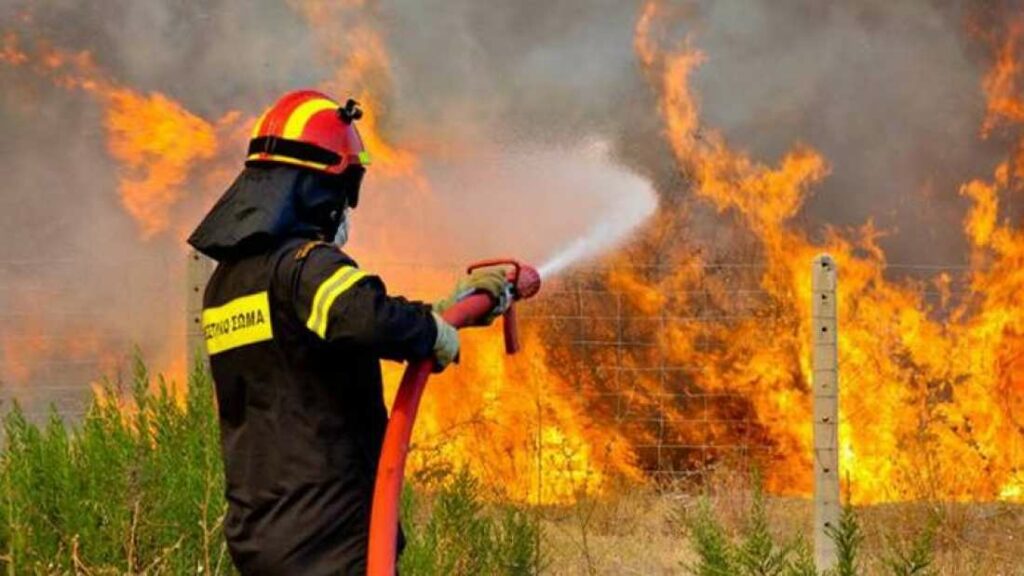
[536,163,658,279]
[537,203,656,279]
[537,224,613,279]
[367,259,541,576]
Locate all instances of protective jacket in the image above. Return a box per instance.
[189,166,437,575]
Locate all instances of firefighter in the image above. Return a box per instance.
[187,90,508,575]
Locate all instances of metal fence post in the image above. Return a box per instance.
[186,249,214,374]
[812,254,840,572]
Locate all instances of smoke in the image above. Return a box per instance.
[421,140,658,277]
[380,0,1010,266]
[1,0,1011,253]
[676,1,1000,265]
[0,0,1016,404]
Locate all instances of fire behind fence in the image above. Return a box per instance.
[0,253,801,484]
[522,263,785,484]
[0,253,185,420]
[0,251,990,503]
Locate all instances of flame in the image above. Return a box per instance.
[0,33,27,66]
[2,1,1023,507]
[0,34,236,238]
[981,20,1024,136]
[0,291,122,393]
[628,0,1024,502]
[0,35,239,411]
[287,0,642,501]
[385,328,642,503]
[104,89,220,237]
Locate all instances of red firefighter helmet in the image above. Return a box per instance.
[246,90,371,175]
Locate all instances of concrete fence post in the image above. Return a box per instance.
[186,249,214,374]
[812,254,840,573]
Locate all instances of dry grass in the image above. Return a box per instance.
[536,486,1024,575]
[540,488,693,575]
[860,501,1024,575]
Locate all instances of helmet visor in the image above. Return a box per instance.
[331,164,365,209]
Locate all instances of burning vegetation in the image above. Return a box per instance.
[0,0,1023,508]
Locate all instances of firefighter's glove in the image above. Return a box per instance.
[432,313,460,372]
[433,267,511,326]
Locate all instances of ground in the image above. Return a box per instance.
[537,489,1024,575]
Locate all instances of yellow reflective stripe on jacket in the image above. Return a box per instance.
[202,292,274,355]
[306,266,368,339]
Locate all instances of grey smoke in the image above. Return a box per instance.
[382,0,1009,265]
[0,0,1015,409]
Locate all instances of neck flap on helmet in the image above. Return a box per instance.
[187,165,351,261]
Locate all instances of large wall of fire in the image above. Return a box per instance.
[1,0,1022,504]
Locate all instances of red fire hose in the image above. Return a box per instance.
[367,259,542,576]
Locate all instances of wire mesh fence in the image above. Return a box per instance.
[1,250,985,491]
[518,262,787,486]
[0,253,187,421]
[0,252,801,482]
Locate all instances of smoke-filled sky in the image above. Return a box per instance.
[386,0,1010,265]
[1,0,1009,260]
[0,0,1016,400]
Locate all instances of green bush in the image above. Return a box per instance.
[684,484,815,576]
[399,470,541,575]
[0,358,541,575]
[0,357,228,574]
[683,486,935,576]
[825,505,864,576]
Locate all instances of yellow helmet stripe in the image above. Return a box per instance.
[282,98,338,140]
[306,265,369,339]
[247,152,332,172]
[249,109,270,139]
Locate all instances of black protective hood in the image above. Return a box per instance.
[188,165,345,261]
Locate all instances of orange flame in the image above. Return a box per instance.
[0,291,122,391]
[3,2,1023,507]
[632,0,1024,502]
[104,89,219,237]
[289,0,642,500]
[0,33,27,66]
[981,20,1024,136]
[0,34,233,238]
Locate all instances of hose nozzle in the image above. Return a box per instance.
[467,259,542,301]
[466,259,542,354]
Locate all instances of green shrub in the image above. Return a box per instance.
[735,484,798,576]
[684,488,938,576]
[0,356,229,574]
[686,497,739,576]
[0,357,541,575]
[399,470,541,575]
[684,483,814,576]
[825,505,863,576]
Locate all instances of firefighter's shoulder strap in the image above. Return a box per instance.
[294,240,334,262]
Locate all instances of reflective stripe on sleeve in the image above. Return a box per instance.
[306,265,368,339]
